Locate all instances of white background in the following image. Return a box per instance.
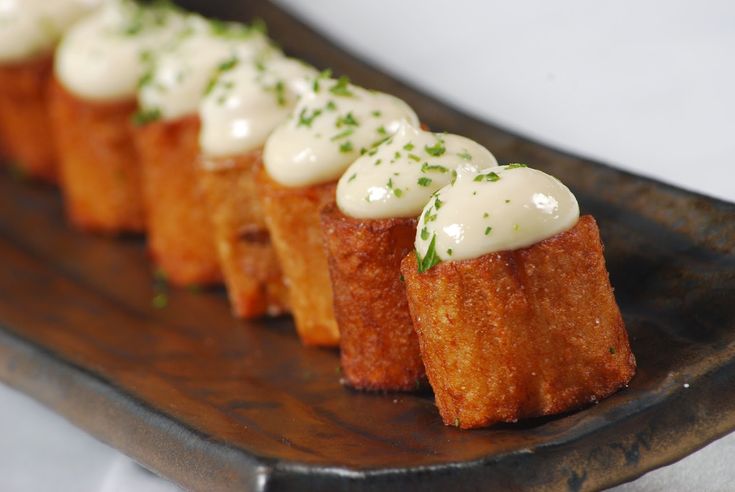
[1,1,734,490]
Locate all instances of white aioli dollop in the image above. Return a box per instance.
[0,0,101,63]
[55,0,185,102]
[138,16,273,122]
[263,76,419,187]
[336,121,497,219]
[199,54,317,158]
[415,165,580,264]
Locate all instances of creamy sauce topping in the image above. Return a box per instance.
[199,54,317,158]
[414,165,579,269]
[336,121,497,219]
[55,0,185,102]
[263,75,419,187]
[0,0,102,63]
[138,15,273,122]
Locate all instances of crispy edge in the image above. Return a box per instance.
[0,56,56,181]
[200,151,290,317]
[321,205,425,391]
[134,116,222,286]
[49,77,145,234]
[256,169,339,346]
[401,216,636,429]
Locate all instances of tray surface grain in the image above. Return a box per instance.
[1,2,735,491]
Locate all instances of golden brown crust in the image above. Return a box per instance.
[200,151,290,317]
[321,205,425,390]
[0,56,56,181]
[401,215,636,429]
[49,78,145,233]
[134,115,221,286]
[256,169,339,346]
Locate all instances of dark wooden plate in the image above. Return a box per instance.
[1,2,735,491]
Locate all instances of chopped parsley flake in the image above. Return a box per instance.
[403,142,415,151]
[421,163,449,173]
[376,125,387,136]
[420,227,430,240]
[408,153,421,162]
[325,100,337,111]
[217,56,239,73]
[514,223,520,231]
[485,226,492,235]
[347,173,357,182]
[336,112,359,127]
[297,108,322,127]
[447,248,453,256]
[505,163,528,169]
[457,150,472,161]
[394,151,401,159]
[339,141,354,153]
[505,199,511,203]
[374,159,382,166]
[331,128,354,141]
[417,235,441,273]
[434,197,444,209]
[424,141,446,157]
[371,110,382,117]
[609,347,616,354]
[329,75,354,97]
[274,80,286,106]
[474,172,501,182]
[312,68,332,93]
[451,169,458,185]
[417,177,432,187]
[132,107,162,126]
[393,188,403,198]
[483,212,489,218]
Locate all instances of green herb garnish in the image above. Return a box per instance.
[132,107,162,126]
[417,235,441,273]
[336,112,359,127]
[421,163,449,173]
[339,141,354,153]
[424,141,446,157]
[297,108,322,127]
[417,177,432,187]
[474,172,500,182]
[329,75,353,97]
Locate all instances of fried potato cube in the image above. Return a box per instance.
[49,78,145,233]
[134,115,221,286]
[321,205,425,390]
[0,57,56,182]
[401,215,636,429]
[256,169,339,346]
[200,151,290,318]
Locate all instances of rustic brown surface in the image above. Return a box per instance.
[200,151,290,318]
[321,205,425,391]
[49,78,145,234]
[135,115,221,286]
[0,56,56,182]
[256,169,339,347]
[402,216,636,429]
[0,1,733,491]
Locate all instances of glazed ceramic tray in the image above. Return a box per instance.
[1,2,735,491]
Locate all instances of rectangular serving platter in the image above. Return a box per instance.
[1,2,735,491]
